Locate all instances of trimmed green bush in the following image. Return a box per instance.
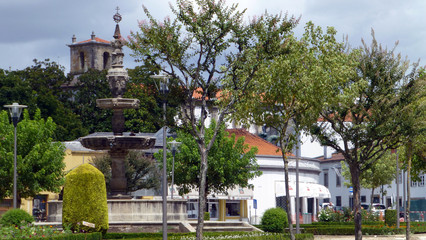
[385,209,397,227]
[261,207,289,233]
[0,208,34,226]
[62,163,108,233]
[204,212,210,220]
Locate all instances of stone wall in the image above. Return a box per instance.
[47,199,188,222]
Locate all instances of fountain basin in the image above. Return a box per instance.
[80,133,155,151]
[97,98,140,109]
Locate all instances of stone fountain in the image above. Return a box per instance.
[79,10,155,198]
[47,9,188,228]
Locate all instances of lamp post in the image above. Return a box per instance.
[169,140,181,199]
[150,74,169,240]
[4,103,27,209]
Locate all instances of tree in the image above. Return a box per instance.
[69,69,112,133]
[309,31,417,240]
[231,22,356,238]
[341,151,397,205]
[0,60,88,141]
[127,1,298,238]
[397,67,425,240]
[0,109,66,206]
[155,121,260,199]
[125,65,184,133]
[92,150,161,194]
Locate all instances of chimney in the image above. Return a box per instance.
[72,35,76,43]
[91,31,96,41]
[324,146,332,159]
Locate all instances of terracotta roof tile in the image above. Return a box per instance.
[316,152,345,162]
[225,128,293,157]
[76,37,110,44]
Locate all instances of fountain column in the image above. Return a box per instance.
[80,8,155,198]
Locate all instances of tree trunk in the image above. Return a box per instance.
[406,150,412,240]
[282,152,295,240]
[196,148,208,240]
[370,188,375,207]
[350,164,363,240]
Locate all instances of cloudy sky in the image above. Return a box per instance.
[1,0,425,73]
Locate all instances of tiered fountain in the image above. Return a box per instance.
[78,9,156,198]
[47,9,187,229]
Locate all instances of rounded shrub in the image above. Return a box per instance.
[62,163,108,233]
[0,208,34,226]
[261,207,288,233]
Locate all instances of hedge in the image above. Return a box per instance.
[25,232,102,240]
[62,163,109,233]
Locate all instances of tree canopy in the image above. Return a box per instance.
[92,150,161,194]
[155,121,260,197]
[0,109,66,205]
[309,31,419,239]
[231,21,356,236]
[0,59,87,141]
[127,1,298,237]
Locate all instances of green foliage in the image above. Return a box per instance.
[69,69,112,133]
[155,121,260,196]
[62,163,108,233]
[128,0,298,237]
[204,212,210,221]
[385,209,397,227]
[261,207,289,233]
[340,150,397,198]
[92,150,161,194]
[0,208,33,226]
[125,66,183,133]
[0,60,87,141]
[318,208,379,223]
[103,231,313,239]
[0,109,66,202]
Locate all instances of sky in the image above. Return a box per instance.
[1,0,425,74]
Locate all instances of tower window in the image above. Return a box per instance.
[80,52,85,69]
[103,52,110,69]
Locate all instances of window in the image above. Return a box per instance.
[323,170,329,188]
[361,195,366,203]
[336,196,341,207]
[373,196,380,203]
[336,169,341,187]
[419,175,425,187]
[411,180,418,187]
[80,52,85,69]
[226,201,240,216]
[103,52,110,69]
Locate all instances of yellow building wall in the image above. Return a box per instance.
[18,148,106,215]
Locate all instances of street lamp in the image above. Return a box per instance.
[169,140,181,199]
[4,102,27,209]
[150,74,169,240]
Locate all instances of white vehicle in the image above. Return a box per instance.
[371,204,386,214]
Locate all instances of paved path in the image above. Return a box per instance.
[314,233,426,240]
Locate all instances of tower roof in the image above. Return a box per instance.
[75,37,110,45]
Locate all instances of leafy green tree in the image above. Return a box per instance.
[127,1,297,238]
[125,65,184,133]
[92,150,161,194]
[309,31,418,240]
[341,151,397,205]
[397,67,425,239]
[155,121,260,200]
[0,109,66,206]
[0,60,87,141]
[69,69,112,133]
[231,22,356,237]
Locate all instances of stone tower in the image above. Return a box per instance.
[67,32,114,76]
